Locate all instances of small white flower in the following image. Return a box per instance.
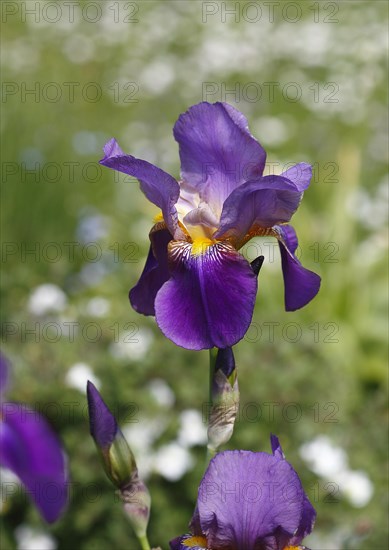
[0,468,20,513]
[338,470,374,508]
[85,297,110,317]
[299,435,347,478]
[65,363,100,393]
[147,378,175,408]
[28,284,67,316]
[15,526,57,550]
[123,417,168,480]
[109,327,153,361]
[178,409,207,448]
[153,442,193,482]
[300,435,374,508]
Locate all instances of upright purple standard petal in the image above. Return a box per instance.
[275,225,321,311]
[280,162,312,192]
[100,138,182,238]
[129,225,172,316]
[197,450,305,549]
[215,174,306,245]
[87,381,117,449]
[0,403,68,523]
[155,242,257,350]
[173,102,266,214]
[171,436,315,550]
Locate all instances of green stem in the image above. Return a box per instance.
[205,348,218,468]
[208,348,217,403]
[137,534,151,550]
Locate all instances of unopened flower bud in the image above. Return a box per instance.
[207,348,239,453]
[87,381,137,489]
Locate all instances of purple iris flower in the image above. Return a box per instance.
[0,352,68,523]
[100,102,321,350]
[170,435,315,550]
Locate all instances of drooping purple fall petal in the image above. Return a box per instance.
[275,225,321,311]
[155,242,257,350]
[129,226,173,316]
[0,403,68,523]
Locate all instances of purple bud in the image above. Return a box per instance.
[87,381,136,489]
[87,381,117,448]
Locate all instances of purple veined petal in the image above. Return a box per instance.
[289,495,317,546]
[280,163,312,192]
[197,449,305,549]
[0,402,68,523]
[215,175,305,245]
[154,241,258,350]
[269,435,316,546]
[100,138,183,239]
[173,102,266,215]
[275,225,321,311]
[169,537,181,550]
[87,381,117,449]
[129,225,173,316]
[0,351,10,398]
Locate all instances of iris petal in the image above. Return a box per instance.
[100,138,182,238]
[289,495,316,546]
[275,225,321,311]
[0,403,68,523]
[215,173,307,245]
[154,241,257,350]
[173,102,266,215]
[129,225,172,316]
[280,163,312,192]
[197,450,305,549]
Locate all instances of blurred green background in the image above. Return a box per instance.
[1,1,388,548]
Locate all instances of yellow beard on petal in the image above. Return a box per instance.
[153,212,164,223]
[191,237,216,256]
[183,536,208,548]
